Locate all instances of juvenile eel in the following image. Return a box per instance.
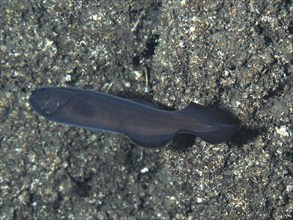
[30,87,241,147]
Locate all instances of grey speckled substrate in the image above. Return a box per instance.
[0,0,292,219]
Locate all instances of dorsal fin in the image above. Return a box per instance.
[180,103,230,125]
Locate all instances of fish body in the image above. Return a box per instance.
[30,87,241,147]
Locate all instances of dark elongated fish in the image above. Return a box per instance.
[30,87,241,147]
